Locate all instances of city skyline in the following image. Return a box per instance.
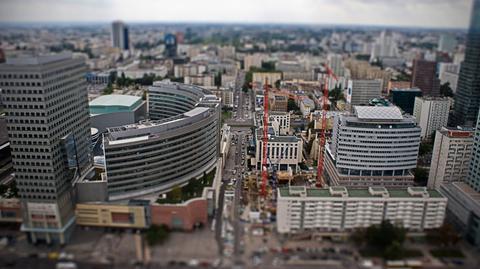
[0,0,473,29]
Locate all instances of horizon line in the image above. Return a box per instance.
[0,20,468,31]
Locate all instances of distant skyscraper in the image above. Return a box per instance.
[111,21,129,50]
[452,0,480,127]
[438,33,457,54]
[0,53,92,244]
[411,59,440,97]
[370,30,398,61]
[164,33,177,58]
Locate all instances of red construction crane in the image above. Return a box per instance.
[261,78,269,197]
[316,64,338,188]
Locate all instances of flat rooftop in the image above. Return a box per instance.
[89,95,143,115]
[279,186,444,199]
[4,52,72,65]
[354,106,403,121]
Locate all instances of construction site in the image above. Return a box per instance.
[240,63,340,232]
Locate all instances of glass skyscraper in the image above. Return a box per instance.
[452,0,480,126]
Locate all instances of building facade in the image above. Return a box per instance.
[411,59,440,97]
[104,82,220,200]
[111,21,129,50]
[0,53,92,244]
[255,136,303,171]
[413,96,450,140]
[326,106,421,187]
[89,94,146,132]
[452,0,480,126]
[346,79,383,106]
[277,186,446,233]
[428,127,474,189]
[391,88,422,115]
[75,202,148,229]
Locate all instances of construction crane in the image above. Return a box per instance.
[261,78,269,197]
[316,64,338,188]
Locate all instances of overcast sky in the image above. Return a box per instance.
[0,0,472,28]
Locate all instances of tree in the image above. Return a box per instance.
[413,167,428,186]
[426,223,461,246]
[215,72,222,87]
[287,98,300,112]
[167,186,182,202]
[329,86,345,108]
[274,79,281,89]
[145,225,170,246]
[419,141,433,157]
[440,82,454,97]
[384,241,404,260]
[366,220,406,249]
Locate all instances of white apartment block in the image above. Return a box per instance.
[277,186,447,234]
[255,135,303,171]
[428,127,474,189]
[184,74,214,87]
[269,111,290,135]
[413,96,450,140]
[244,53,266,71]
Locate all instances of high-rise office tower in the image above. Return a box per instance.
[438,33,458,54]
[467,110,480,192]
[164,33,177,58]
[411,59,440,97]
[452,0,480,126]
[111,21,129,50]
[0,53,92,244]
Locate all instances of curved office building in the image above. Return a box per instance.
[104,81,220,200]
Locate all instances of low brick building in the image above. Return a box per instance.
[150,198,208,231]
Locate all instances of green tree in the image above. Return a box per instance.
[167,186,183,202]
[419,141,433,156]
[384,241,404,260]
[274,79,281,89]
[413,167,429,186]
[329,86,345,107]
[287,98,300,112]
[426,223,461,246]
[366,220,406,249]
[145,225,170,245]
[215,72,222,87]
[440,82,454,97]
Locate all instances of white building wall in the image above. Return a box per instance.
[413,97,450,140]
[277,187,447,234]
[428,128,474,189]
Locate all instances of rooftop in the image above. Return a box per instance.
[391,87,422,92]
[90,94,142,108]
[354,106,403,121]
[278,186,445,199]
[89,95,143,115]
[269,135,299,143]
[4,52,72,65]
